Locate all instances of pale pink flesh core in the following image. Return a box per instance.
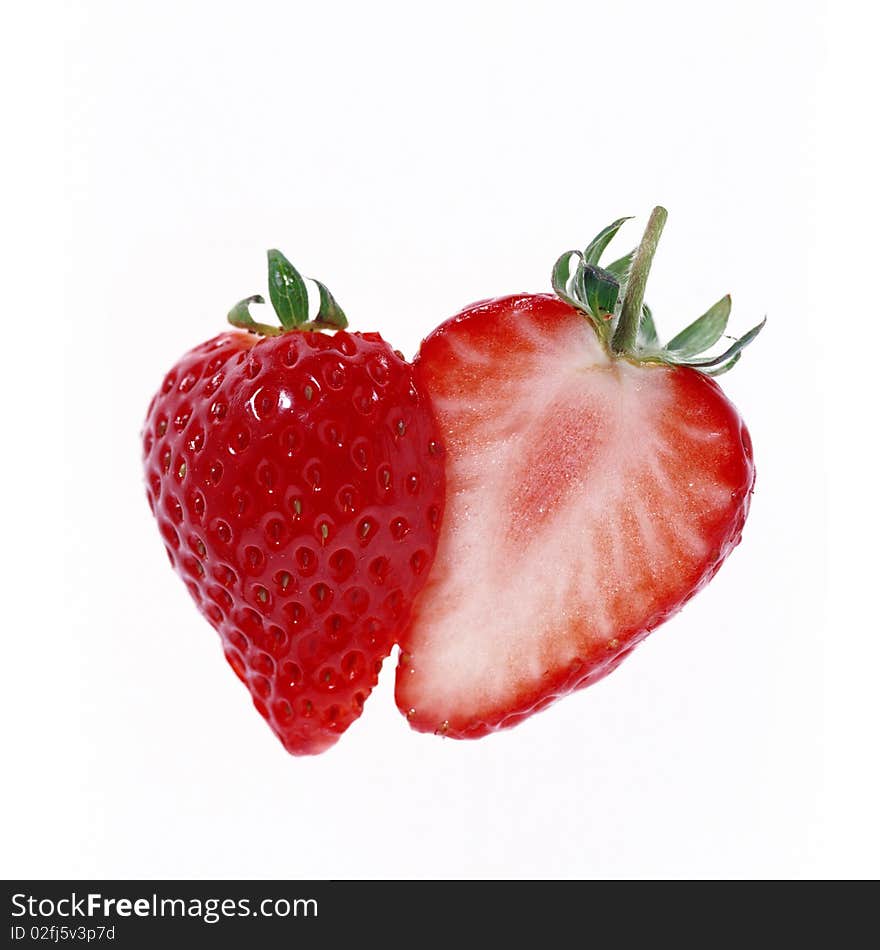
[399,300,747,729]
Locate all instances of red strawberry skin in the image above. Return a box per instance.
[143,329,444,754]
[396,294,754,739]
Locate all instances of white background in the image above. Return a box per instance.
[2,0,877,879]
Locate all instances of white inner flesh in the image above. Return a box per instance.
[405,314,737,721]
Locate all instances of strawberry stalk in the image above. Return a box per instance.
[612,206,667,355]
[551,206,765,374]
[228,250,348,336]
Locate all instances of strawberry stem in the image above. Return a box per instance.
[612,206,667,355]
[227,251,349,336]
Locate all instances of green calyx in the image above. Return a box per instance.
[551,207,764,376]
[228,249,348,336]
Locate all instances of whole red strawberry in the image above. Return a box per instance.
[143,251,444,754]
[396,208,763,739]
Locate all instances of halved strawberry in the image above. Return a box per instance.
[396,208,763,739]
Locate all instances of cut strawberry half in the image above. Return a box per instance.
[396,208,762,739]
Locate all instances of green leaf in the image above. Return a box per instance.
[705,352,742,376]
[313,279,348,329]
[679,317,766,370]
[580,263,619,318]
[604,249,635,281]
[551,250,608,339]
[227,295,282,336]
[666,295,731,358]
[583,217,632,265]
[267,249,309,328]
[637,303,659,348]
[551,249,583,305]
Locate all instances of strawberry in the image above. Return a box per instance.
[396,208,763,739]
[143,251,445,754]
